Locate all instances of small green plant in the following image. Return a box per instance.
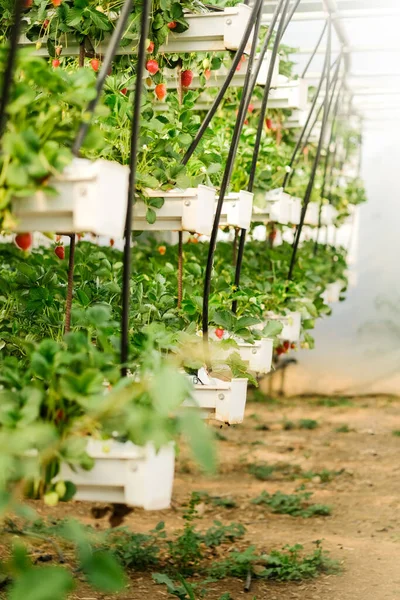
[251,491,332,518]
[215,431,228,441]
[335,424,351,433]
[392,430,400,437]
[195,491,237,509]
[302,468,343,483]
[299,419,319,430]
[168,493,204,575]
[283,420,295,430]
[316,397,352,407]
[203,521,246,548]
[255,423,270,431]
[152,573,201,600]
[108,523,165,570]
[248,463,275,481]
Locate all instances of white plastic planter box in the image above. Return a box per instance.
[285,109,309,129]
[59,440,175,510]
[236,338,273,374]
[304,202,320,226]
[321,204,337,226]
[219,190,254,229]
[163,51,279,90]
[267,311,302,342]
[21,5,254,56]
[251,205,270,224]
[322,280,344,304]
[268,194,291,225]
[12,158,129,238]
[185,378,248,424]
[268,77,309,110]
[160,5,254,54]
[133,186,216,234]
[290,197,302,224]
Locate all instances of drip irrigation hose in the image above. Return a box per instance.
[121,0,151,376]
[0,0,24,142]
[64,42,85,333]
[72,0,134,155]
[232,0,290,314]
[201,0,264,349]
[282,48,338,191]
[287,18,332,282]
[314,80,343,252]
[181,0,264,166]
[284,53,341,191]
[301,21,327,79]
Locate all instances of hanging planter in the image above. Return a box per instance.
[268,77,309,110]
[322,280,344,303]
[21,5,255,56]
[185,377,248,424]
[321,204,337,225]
[12,158,129,238]
[219,190,254,229]
[285,109,309,128]
[290,196,302,224]
[304,202,320,226]
[59,439,175,510]
[234,338,273,374]
[132,186,216,234]
[266,311,302,342]
[163,52,279,90]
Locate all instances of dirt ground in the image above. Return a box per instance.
[30,395,400,600]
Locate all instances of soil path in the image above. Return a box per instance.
[35,396,400,600]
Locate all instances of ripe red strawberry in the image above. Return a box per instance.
[43,19,50,28]
[121,87,128,95]
[52,58,60,68]
[146,59,159,75]
[23,0,33,7]
[276,346,284,356]
[283,341,290,352]
[110,238,115,247]
[204,69,211,80]
[248,103,254,113]
[215,328,224,339]
[291,343,296,350]
[181,69,193,89]
[52,0,62,6]
[236,62,242,72]
[155,83,167,101]
[15,233,33,251]
[55,246,65,259]
[158,245,166,255]
[90,58,100,72]
[147,40,155,53]
[167,21,177,29]
[266,118,273,130]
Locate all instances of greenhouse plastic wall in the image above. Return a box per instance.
[266,124,400,396]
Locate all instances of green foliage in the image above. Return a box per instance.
[299,419,319,430]
[335,424,351,433]
[392,430,400,437]
[248,462,275,481]
[251,490,332,518]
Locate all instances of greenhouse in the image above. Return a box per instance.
[0,0,398,598]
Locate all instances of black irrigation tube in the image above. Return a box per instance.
[201,0,264,349]
[283,53,341,191]
[0,0,24,143]
[287,18,332,282]
[232,0,290,314]
[314,78,343,252]
[181,0,264,166]
[121,0,151,376]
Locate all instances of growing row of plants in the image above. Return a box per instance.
[0,1,366,597]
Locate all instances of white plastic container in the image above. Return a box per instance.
[219,190,254,229]
[290,197,302,224]
[133,186,216,234]
[321,204,337,226]
[12,158,129,238]
[268,77,309,110]
[236,338,273,374]
[266,311,302,342]
[186,378,248,424]
[322,280,344,304]
[304,202,320,226]
[161,4,255,54]
[163,51,279,90]
[59,439,175,510]
[22,5,254,56]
